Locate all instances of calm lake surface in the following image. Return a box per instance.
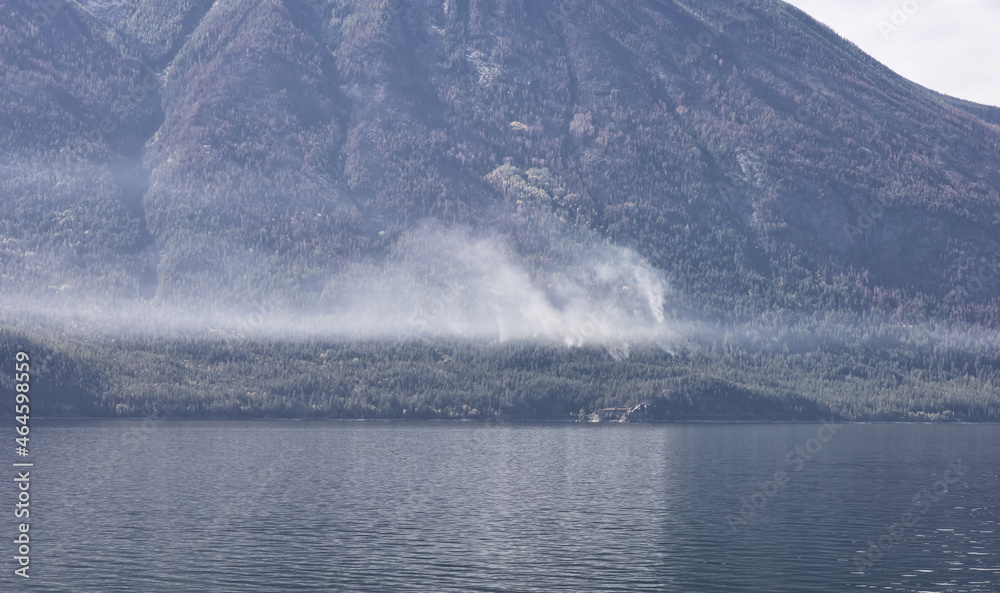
[4,422,998,592]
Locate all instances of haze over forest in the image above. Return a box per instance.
[1,0,998,421]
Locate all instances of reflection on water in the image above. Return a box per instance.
[5,422,998,592]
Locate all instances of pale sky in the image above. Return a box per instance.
[782,0,1000,107]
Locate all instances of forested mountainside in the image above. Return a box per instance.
[1,0,998,420]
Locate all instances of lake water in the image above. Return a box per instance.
[4,422,998,592]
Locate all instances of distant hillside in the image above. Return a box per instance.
[1,0,998,420]
[3,0,999,320]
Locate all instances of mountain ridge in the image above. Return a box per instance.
[1,0,998,420]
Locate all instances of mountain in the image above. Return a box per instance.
[1,0,998,421]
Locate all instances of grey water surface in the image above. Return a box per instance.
[4,421,998,592]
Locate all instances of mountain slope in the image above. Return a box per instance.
[0,0,160,299]
[1,0,998,420]
[6,0,998,321]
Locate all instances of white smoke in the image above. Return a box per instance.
[311,225,677,345]
[0,224,682,351]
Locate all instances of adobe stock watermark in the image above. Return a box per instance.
[209,433,295,532]
[726,420,841,532]
[12,0,65,45]
[844,196,888,244]
[80,64,161,153]
[364,103,466,163]
[416,102,468,160]
[236,295,286,335]
[561,299,641,360]
[671,0,753,70]
[562,300,620,348]
[212,294,287,342]
[388,0,584,31]
[793,87,832,126]
[942,253,999,301]
[94,420,159,482]
[13,1,161,160]
[852,458,970,574]
[394,420,505,524]
[408,283,461,334]
[906,323,936,350]
[48,420,160,559]
[878,0,933,40]
[545,0,585,30]
[716,181,750,224]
